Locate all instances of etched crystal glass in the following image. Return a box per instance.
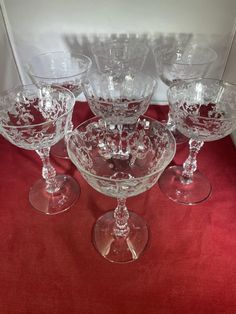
[91,38,149,77]
[67,116,176,263]
[159,78,236,204]
[154,45,217,144]
[82,70,157,160]
[82,70,157,125]
[27,51,92,158]
[0,85,79,214]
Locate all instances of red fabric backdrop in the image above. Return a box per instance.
[0,102,236,314]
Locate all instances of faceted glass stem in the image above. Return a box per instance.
[117,124,124,155]
[113,198,130,237]
[67,119,74,135]
[166,111,176,132]
[36,147,60,193]
[64,114,74,142]
[182,139,204,181]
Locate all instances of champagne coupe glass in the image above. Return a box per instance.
[67,116,176,263]
[91,38,149,77]
[154,45,217,144]
[159,78,236,205]
[82,70,157,159]
[0,84,79,215]
[27,51,92,158]
[82,70,157,124]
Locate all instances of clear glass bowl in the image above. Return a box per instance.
[82,70,157,125]
[154,45,217,86]
[91,38,149,76]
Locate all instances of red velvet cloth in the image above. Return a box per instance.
[0,102,236,314]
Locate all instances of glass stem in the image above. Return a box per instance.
[36,147,60,193]
[166,110,176,131]
[182,139,204,182]
[117,123,123,154]
[65,117,74,142]
[113,198,130,237]
[67,119,74,134]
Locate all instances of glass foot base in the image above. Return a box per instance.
[93,211,149,263]
[51,138,69,159]
[158,165,212,205]
[29,174,80,215]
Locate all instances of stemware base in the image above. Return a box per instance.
[29,174,80,215]
[93,211,149,263]
[158,165,212,205]
[50,138,69,159]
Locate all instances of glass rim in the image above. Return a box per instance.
[167,77,236,121]
[67,115,176,183]
[27,51,92,80]
[82,72,157,104]
[0,84,75,129]
[91,39,149,56]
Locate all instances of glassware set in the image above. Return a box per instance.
[1,38,236,263]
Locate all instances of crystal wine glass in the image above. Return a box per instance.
[82,70,157,125]
[158,78,236,205]
[82,70,157,160]
[91,38,149,77]
[0,84,79,215]
[67,116,176,263]
[26,51,92,158]
[154,44,217,144]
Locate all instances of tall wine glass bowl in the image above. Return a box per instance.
[91,38,149,77]
[159,78,236,205]
[154,45,217,143]
[82,70,157,125]
[67,116,176,263]
[27,51,92,158]
[0,85,79,215]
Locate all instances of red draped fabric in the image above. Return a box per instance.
[0,102,236,314]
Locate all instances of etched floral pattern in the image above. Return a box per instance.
[0,86,74,150]
[168,79,236,141]
[67,116,176,199]
[82,71,156,125]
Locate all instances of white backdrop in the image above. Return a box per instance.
[0,4,20,91]
[1,0,236,101]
